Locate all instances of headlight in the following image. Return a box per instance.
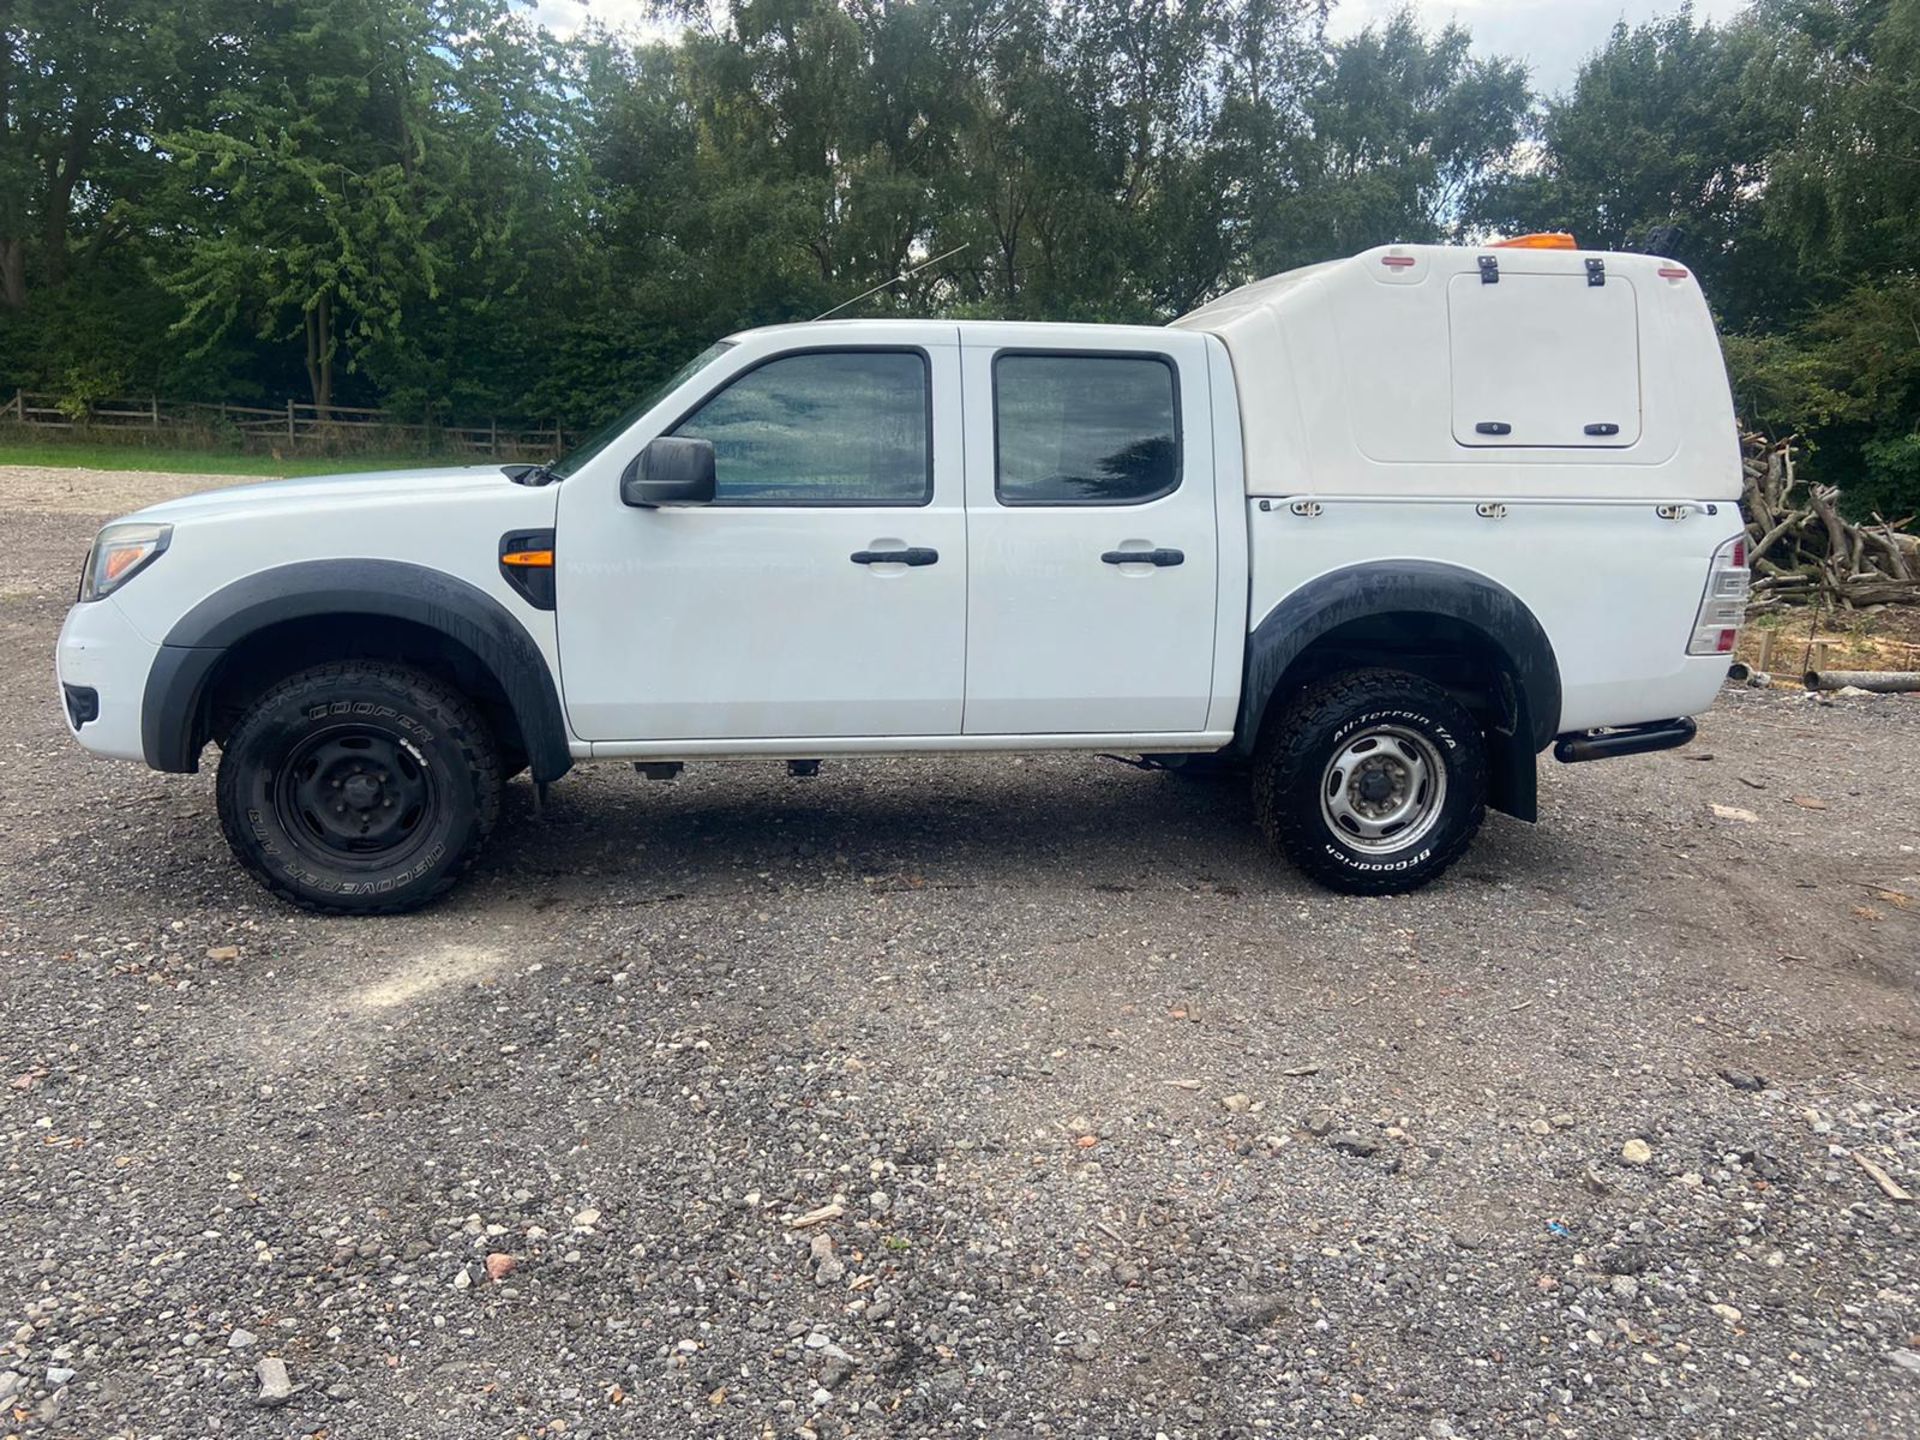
[79,522,172,602]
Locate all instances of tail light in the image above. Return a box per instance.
[1688,536,1750,655]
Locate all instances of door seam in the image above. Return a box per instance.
[956,325,972,736]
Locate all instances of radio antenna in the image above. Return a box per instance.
[813,243,970,321]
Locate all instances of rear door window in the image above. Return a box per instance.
[993,353,1180,505]
[1448,272,1641,448]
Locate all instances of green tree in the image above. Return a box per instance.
[163,0,473,413]
[13,0,1917,522]
[1761,0,1920,280]
[1478,6,1798,326]
[356,12,597,422]
[1284,12,1529,267]
[1729,0,1920,513]
[0,0,209,308]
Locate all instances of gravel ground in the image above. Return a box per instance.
[3,468,1918,1440]
[0,464,268,517]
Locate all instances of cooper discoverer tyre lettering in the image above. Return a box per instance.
[215,662,501,915]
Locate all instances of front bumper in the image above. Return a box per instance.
[55,598,160,763]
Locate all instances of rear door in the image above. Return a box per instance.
[959,330,1219,735]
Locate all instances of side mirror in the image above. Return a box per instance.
[622,436,716,508]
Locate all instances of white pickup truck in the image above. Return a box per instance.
[56,239,1748,913]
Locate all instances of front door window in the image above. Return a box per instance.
[673,350,932,505]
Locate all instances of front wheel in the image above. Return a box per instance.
[215,661,501,914]
[1252,668,1486,895]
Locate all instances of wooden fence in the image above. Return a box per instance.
[1,389,578,460]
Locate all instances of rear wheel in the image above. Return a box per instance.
[1252,668,1486,895]
[215,661,501,914]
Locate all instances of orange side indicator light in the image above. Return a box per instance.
[1491,232,1578,250]
[500,549,554,568]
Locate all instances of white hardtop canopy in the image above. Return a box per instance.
[1173,243,1741,502]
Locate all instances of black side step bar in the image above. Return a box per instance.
[1553,717,1697,764]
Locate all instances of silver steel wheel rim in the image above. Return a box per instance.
[1319,724,1447,855]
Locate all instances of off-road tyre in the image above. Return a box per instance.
[216,661,501,915]
[1252,668,1486,895]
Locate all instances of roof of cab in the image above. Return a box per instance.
[723,317,1182,345]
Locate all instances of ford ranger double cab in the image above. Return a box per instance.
[55,238,1749,914]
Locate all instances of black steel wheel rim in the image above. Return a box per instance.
[272,725,438,866]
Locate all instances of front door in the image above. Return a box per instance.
[555,331,966,742]
[959,332,1220,734]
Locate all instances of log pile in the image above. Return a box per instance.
[1741,431,1920,608]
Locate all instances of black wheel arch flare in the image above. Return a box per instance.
[1237,560,1563,822]
[140,559,573,783]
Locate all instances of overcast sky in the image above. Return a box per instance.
[529,0,1754,98]
[1328,0,1750,93]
